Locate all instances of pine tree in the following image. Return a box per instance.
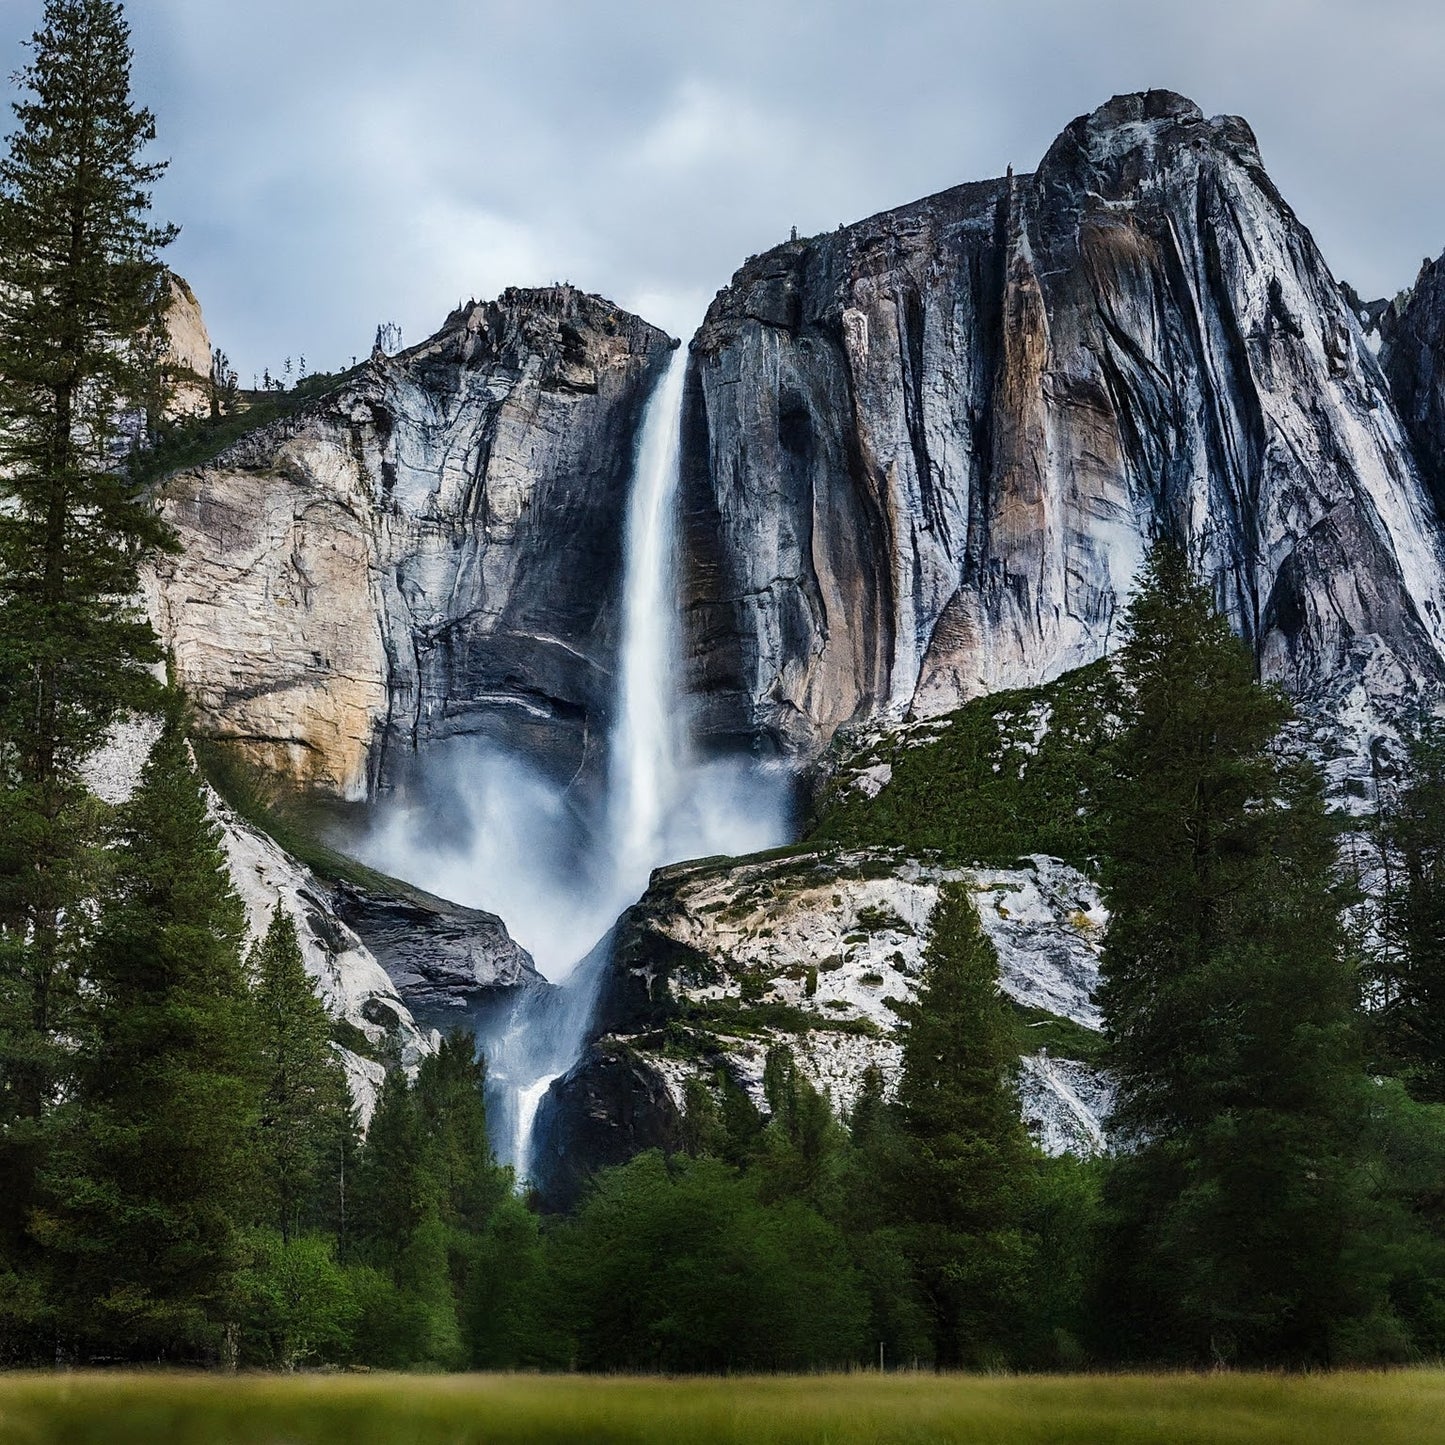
[1374,720,1445,1103]
[250,907,355,1242]
[679,1076,727,1159]
[0,0,176,1274]
[1097,543,1291,1138]
[716,1066,765,1167]
[350,1066,460,1366]
[351,1069,430,1267]
[34,699,260,1361]
[1096,541,1391,1366]
[837,1065,932,1368]
[348,1036,512,1368]
[891,882,1033,1366]
[412,1031,506,1235]
[756,1045,847,1209]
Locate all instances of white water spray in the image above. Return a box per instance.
[357,340,791,1183]
[512,1072,561,1183]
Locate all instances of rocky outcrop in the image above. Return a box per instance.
[163,273,213,420]
[681,90,1445,767]
[1381,252,1445,513]
[216,803,433,1124]
[532,1040,684,1211]
[332,879,547,1034]
[83,715,553,1127]
[84,716,432,1125]
[546,845,1111,1200]
[148,287,675,799]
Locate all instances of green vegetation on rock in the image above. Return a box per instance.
[1012,1004,1108,1065]
[132,369,358,488]
[811,662,1115,869]
[193,738,432,902]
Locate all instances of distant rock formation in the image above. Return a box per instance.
[163,272,214,419]
[1381,251,1445,515]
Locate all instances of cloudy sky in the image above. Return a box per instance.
[4,0,1443,381]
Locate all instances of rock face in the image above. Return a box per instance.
[148,287,675,799]
[331,879,547,1034]
[83,716,433,1126]
[543,845,1112,1201]
[218,807,550,1128]
[681,90,1445,765]
[1381,251,1445,514]
[532,1040,684,1211]
[216,804,434,1125]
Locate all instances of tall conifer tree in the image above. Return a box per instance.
[250,907,355,1242]
[1096,542,1390,1365]
[1374,721,1445,1103]
[36,700,260,1361]
[0,0,175,1272]
[412,1032,505,1236]
[892,882,1032,1366]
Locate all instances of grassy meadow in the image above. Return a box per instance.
[0,1369,1442,1445]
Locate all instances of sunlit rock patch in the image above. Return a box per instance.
[589,846,1112,1159]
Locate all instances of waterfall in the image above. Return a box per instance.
[608,346,689,895]
[482,354,692,1186]
[512,1072,561,1183]
[357,338,791,1186]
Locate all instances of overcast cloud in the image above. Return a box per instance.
[3,0,1443,381]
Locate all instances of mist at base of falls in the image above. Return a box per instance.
[355,739,792,1179]
[356,740,793,982]
[350,345,793,1183]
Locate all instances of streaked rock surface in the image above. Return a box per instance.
[1382,250,1445,515]
[536,846,1111,1200]
[148,286,674,799]
[680,90,1445,768]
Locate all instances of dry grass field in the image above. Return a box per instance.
[0,1368,1442,1444]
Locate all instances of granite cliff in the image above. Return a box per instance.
[162,273,214,419]
[1380,250,1445,516]
[140,90,1445,1178]
[148,286,674,800]
[150,98,1445,796]
[680,90,1445,768]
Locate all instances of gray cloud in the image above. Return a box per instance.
[4,0,1444,379]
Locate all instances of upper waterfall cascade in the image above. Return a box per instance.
[609,347,690,896]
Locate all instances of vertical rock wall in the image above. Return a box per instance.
[682,91,1445,765]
